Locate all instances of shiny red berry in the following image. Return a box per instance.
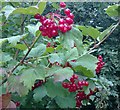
[34,13,41,19]
[72,74,78,79]
[84,81,89,86]
[52,30,58,37]
[64,9,71,15]
[59,19,65,24]
[68,13,74,19]
[62,82,69,88]
[60,2,66,8]
[65,17,73,25]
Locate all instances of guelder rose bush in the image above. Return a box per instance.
[0,2,119,109]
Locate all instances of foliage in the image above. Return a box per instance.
[0,1,119,109]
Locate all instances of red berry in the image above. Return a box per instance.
[64,8,71,15]
[65,17,73,25]
[34,13,41,19]
[81,81,86,86]
[68,13,74,19]
[62,82,69,88]
[70,77,75,83]
[78,81,82,86]
[47,42,51,47]
[59,19,65,24]
[67,25,72,31]
[39,16,46,23]
[84,81,89,86]
[39,26,43,31]
[68,87,73,92]
[41,32,47,36]
[58,24,64,31]
[62,27,68,33]
[60,2,66,8]
[15,102,20,107]
[52,30,58,37]
[72,74,78,79]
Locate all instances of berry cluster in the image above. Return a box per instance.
[76,90,94,107]
[32,80,43,91]
[96,55,105,74]
[62,74,89,92]
[62,74,91,108]
[34,2,74,38]
[39,18,58,38]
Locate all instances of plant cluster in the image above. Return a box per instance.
[0,1,119,109]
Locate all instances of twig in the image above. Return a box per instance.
[88,19,120,53]
[10,33,41,74]
[14,49,20,60]
[22,40,29,49]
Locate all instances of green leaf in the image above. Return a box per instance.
[60,32,74,50]
[8,34,28,46]
[20,66,46,90]
[46,47,54,53]
[12,6,38,15]
[38,2,46,14]
[74,66,95,78]
[98,24,116,41]
[8,75,29,96]
[77,25,100,39]
[1,5,15,19]
[0,52,12,63]
[87,80,96,91]
[0,39,7,46]
[9,44,27,50]
[54,67,74,82]
[0,34,28,46]
[33,86,47,102]
[52,3,59,9]
[55,93,76,108]
[49,53,63,64]
[24,44,46,58]
[11,2,46,16]
[83,86,90,94]
[65,47,79,61]
[60,27,83,50]
[105,4,120,17]
[74,54,98,73]
[46,66,63,77]
[26,22,41,36]
[71,27,83,42]
[45,79,69,98]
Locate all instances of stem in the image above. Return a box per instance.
[14,49,19,60]
[88,20,120,53]
[22,40,29,49]
[10,33,41,74]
